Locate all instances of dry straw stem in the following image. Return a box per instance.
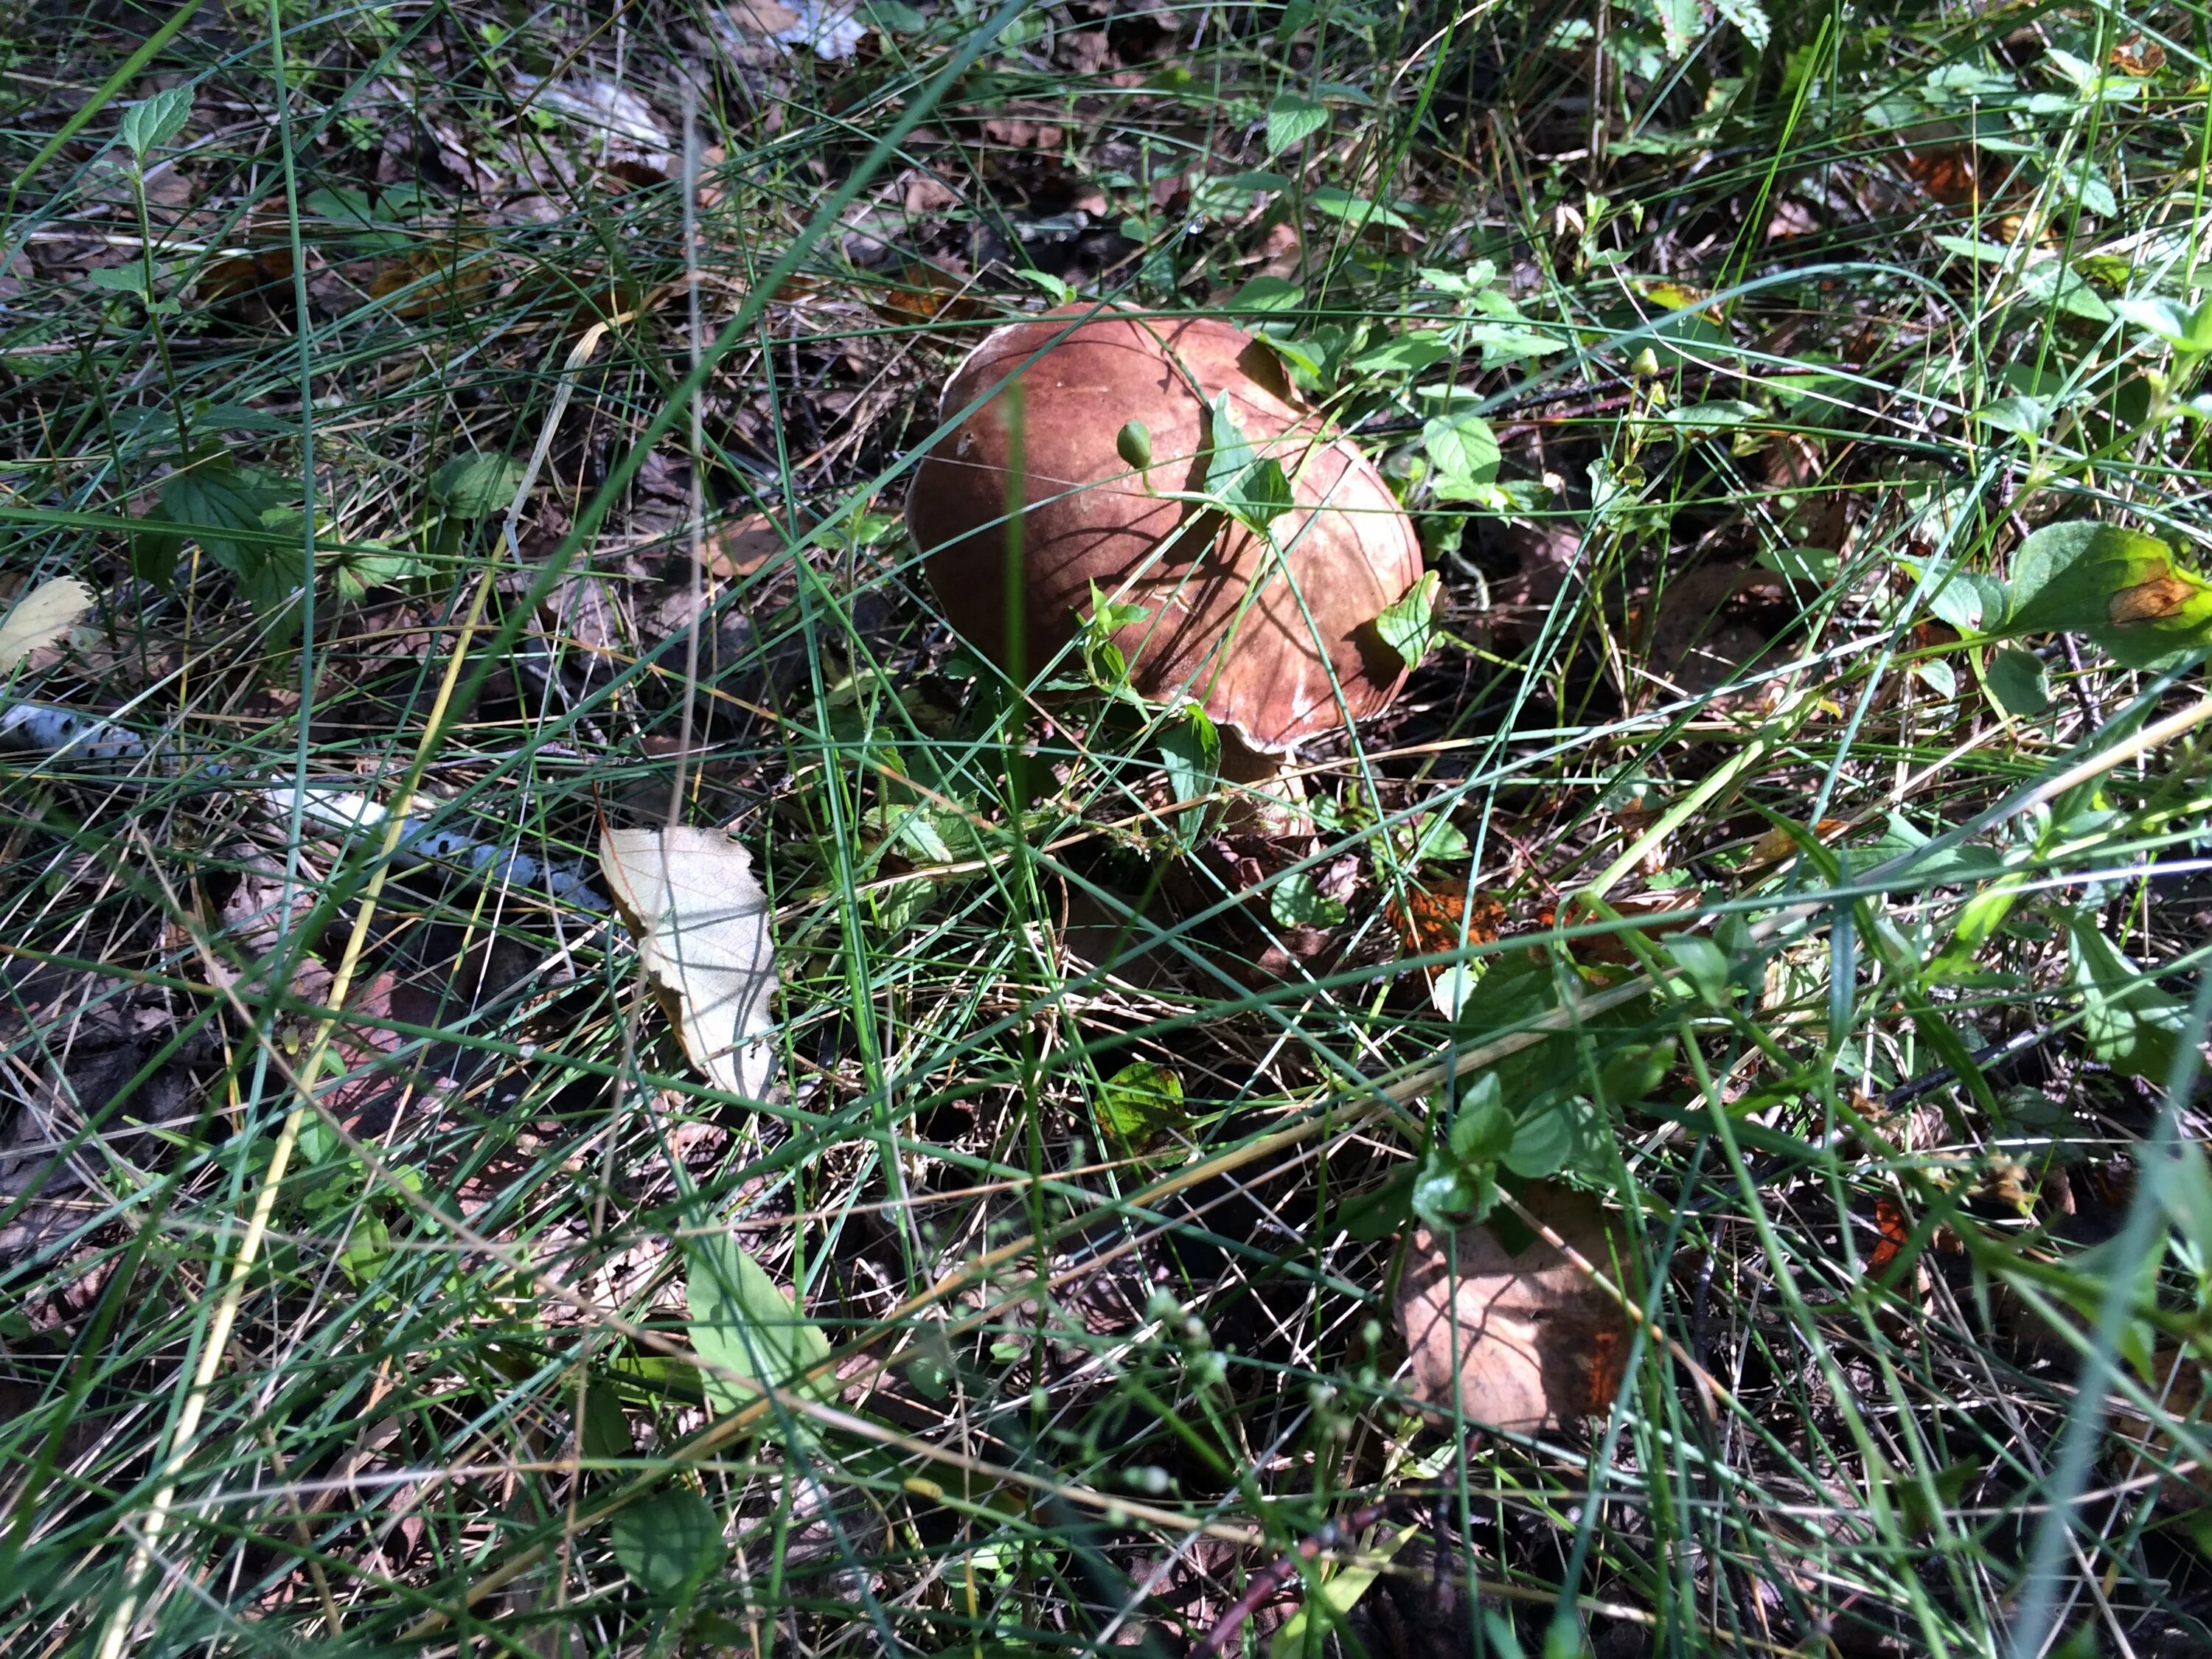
[89,323,619,1658]
[92,561,503,1659]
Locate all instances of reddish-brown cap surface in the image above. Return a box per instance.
[906,307,1424,754]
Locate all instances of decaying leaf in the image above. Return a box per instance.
[1640,563,1775,704]
[509,74,674,178]
[0,577,95,668]
[1394,1183,1631,1434]
[871,261,990,324]
[726,0,864,58]
[600,827,779,1100]
[728,0,801,27]
[1093,1061,1189,1161]
[1386,885,1506,961]
[194,246,295,313]
[1763,431,1850,555]
[1742,817,1853,874]
[2110,32,2166,75]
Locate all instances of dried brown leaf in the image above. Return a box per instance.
[1394,1183,1631,1434]
[704,512,801,579]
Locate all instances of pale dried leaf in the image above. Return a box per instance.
[600,827,779,1100]
[728,0,801,30]
[1394,1183,1630,1434]
[509,74,673,173]
[0,577,94,668]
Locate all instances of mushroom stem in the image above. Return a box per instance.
[1215,727,1310,835]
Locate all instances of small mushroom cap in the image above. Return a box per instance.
[906,307,1425,754]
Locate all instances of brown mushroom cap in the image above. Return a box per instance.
[906,307,1425,754]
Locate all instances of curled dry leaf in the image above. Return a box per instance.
[2110,32,2166,75]
[900,170,958,216]
[600,827,779,1101]
[1394,1182,1631,1434]
[984,113,1067,151]
[0,577,95,668]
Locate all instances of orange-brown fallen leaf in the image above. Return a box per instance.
[2110,34,2165,75]
[872,262,988,324]
[1563,887,1705,967]
[1394,1182,1632,1434]
[1741,817,1854,874]
[195,246,295,311]
[1865,1194,1910,1276]
[369,239,494,318]
[1385,885,1506,963]
[1896,147,1983,207]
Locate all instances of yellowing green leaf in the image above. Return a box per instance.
[1094,1061,1188,1158]
[0,577,94,668]
[2005,521,2212,667]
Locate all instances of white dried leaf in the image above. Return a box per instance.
[0,578,94,669]
[600,827,779,1100]
[509,74,674,170]
[263,786,390,834]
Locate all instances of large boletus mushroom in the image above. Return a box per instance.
[906,306,1425,771]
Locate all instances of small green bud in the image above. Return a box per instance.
[1116,419,1153,472]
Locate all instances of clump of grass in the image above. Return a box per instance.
[2,2,2211,1657]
